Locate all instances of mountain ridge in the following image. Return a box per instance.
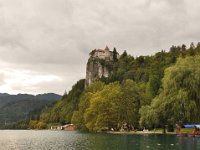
[0,92,61,127]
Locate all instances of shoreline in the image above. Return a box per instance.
[106,131,176,135]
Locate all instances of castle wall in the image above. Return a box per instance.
[91,47,115,60]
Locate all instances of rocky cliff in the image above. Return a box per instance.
[85,46,119,87]
[85,58,109,87]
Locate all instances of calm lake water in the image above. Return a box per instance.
[0,130,200,150]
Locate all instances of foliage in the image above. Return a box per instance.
[140,55,200,129]
[40,79,85,124]
[0,93,60,128]
[38,42,200,131]
[73,80,146,131]
[71,81,105,130]
[29,120,47,129]
[113,48,118,62]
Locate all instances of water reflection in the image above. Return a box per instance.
[0,130,199,150]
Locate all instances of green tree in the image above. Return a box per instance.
[40,79,85,124]
[113,47,118,62]
[140,55,200,132]
[71,81,105,130]
[119,80,141,128]
[84,82,121,131]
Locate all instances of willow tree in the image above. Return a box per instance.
[140,55,200,131]
[160,56,200,123]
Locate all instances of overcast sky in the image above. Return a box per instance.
[0,0,200,95]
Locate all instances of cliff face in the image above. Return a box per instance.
[85,46,119,87]
[85,58,109,87]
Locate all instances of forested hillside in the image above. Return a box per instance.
[40,79,85,125]
[38,42,200,132]
[0,93,61,128]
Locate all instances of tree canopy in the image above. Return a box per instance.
[140,55,200,130]
[28,42,200,131]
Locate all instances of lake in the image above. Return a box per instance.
[0,130,199,150]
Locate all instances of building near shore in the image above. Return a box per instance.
[50,125,62,130]
[62,124,76,131]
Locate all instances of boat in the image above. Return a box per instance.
[181,124,200,138]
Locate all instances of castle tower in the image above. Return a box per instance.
[105,46,109,51]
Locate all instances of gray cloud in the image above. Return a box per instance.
[0,73,5,85]
[0,0,200,94]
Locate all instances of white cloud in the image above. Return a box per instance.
[0,69,62,94]
[0,0,199,94]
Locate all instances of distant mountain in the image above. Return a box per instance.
[0,93,61,127]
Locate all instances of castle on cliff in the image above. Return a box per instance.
[85,46,119,87]
[89,46,114,60]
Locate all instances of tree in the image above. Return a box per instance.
[139,105,159,129]
[181,44,186,51]
[113,48,118,62]
[181,44,187,57]
[159,56,200,123]
[71,81,105,130]
[140,55,200,132]
[84,82,121,131]
[40,79,85,124]
[74,79,146,131]
[121,50,128,58]
[190,42,195,50]
[189,42,195,56]
[119,80,141,128]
